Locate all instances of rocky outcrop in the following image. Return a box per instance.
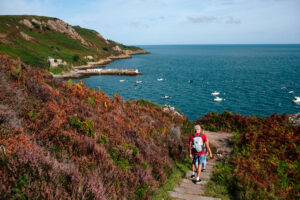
[20,31,37,43]
[123,49,148,55]
[46,19,89,46]
[289,113,300,126]
[112,45,122,52]
[170,126,181,140]
[163,105,182,117]
[96,33,109,44]
[19,18,90,46]
[19,19,34,29]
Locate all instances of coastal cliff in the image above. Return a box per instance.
[0,15,148,72]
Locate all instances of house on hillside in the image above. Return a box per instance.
[84,55,94,60]
[48,57,67,68]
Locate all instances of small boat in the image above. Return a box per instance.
[211,91,220,96]
[119,80,125,82]
[188,80,194,83]
[136,80,142,84]
[288,91,294,94]
[281,86,287,90]
[157,78,164,81]
[292,97,300,104]
[161,95,169,99]
[214,97,223,102]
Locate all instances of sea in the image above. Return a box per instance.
[76,45,300,120]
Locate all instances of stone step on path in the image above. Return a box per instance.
[167,131,232,200]
[168,191,221,200]
[168,160,220,200]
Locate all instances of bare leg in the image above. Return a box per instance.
[192,163,195,172]
[197,164,202,178]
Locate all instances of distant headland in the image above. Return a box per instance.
[0,15,148,78]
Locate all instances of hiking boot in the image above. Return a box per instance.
[201,169,206,172]
[194,179,201,184]
[191,174,195,178]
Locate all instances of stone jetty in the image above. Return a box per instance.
[52,68,141,78]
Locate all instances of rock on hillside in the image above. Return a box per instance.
[289,113,300,126]
[19,18,102,47]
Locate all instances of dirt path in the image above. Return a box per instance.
[168,131,232,200]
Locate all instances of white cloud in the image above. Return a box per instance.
[225,16,241,24]
[187,16,217,23]
[0,0,52,15]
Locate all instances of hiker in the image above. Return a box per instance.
[202,138,209,172]
[191,138,209,175]
[189,125,212,183]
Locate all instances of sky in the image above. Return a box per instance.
[0,0,300,45]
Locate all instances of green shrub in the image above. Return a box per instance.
[69,114,95,137]
[67,79,73,88]
[141,162,148,170]
[42,26,51,31]
[136,99,160,108]
[11,176,28,200]
[87,96,95,106]
[135,185,148,199]
[11,63,22,81]
[73,55,80,62]
[31,21,40,29]
[99,135,107,144]
[123,143,138,156]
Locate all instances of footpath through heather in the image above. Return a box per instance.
[168,131,233,200]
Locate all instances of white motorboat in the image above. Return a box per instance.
[157,78,164,81]
[161,95,169,99]
[292,97,300,104]
[136,80,142,84]
[288,91,294,94]
[120,80,125,82]
[211,91,220,96]
[214,97,223,102]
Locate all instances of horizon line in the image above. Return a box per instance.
[128,43,300,46]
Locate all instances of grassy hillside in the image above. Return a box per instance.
[0,15,146,69]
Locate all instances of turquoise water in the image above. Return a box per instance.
[77,45,300,120]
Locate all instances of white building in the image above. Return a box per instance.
[86,68,102,72]
[48,57,67,68]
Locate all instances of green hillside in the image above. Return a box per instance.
[0,15,145,69]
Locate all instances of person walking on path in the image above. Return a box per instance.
[189,125,212,183]
[202,138,209,172]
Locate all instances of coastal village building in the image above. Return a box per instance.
[48,57,67,68]
[84,55,94,60]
